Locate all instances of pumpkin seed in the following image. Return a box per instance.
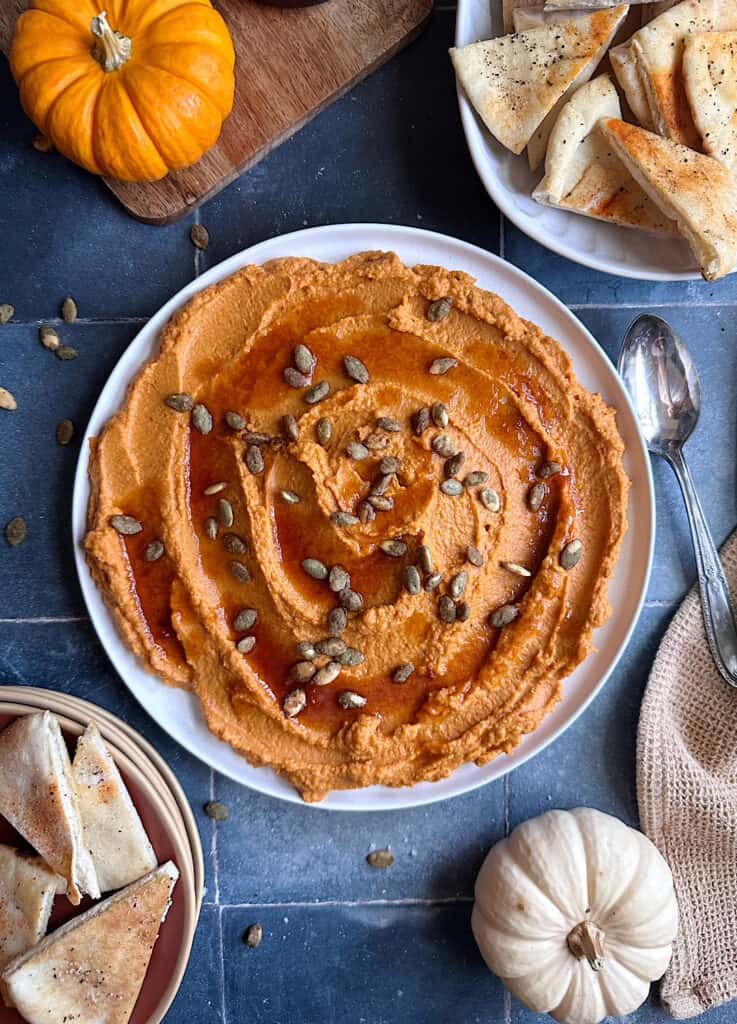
[528,482,546,512]
[316,417,333,446]
[480,488,501,513]
[5,516,26,546]
[440,479,463,496]
[245,445,264,475]
[347,441,370,460]
[444,452,465,478]
[243,431,270,446]
[294,343,316,376]
[331,510,359,526]
[236,635,257,654]
[379,456,401,475]
[370,472,393,497]
[424,572,442,591]
[393,662,414,683]
[431,401,449,428]
[464,471,488,488]
[297,641,317,660]
[32,133,54,152]
[284,367,311,389]
[501,561,531,578]
[190,223,209,250]
[431,434,454,457]
[314,661,342,686]
[61,296,77,323]
[302,558,328,580]
[315,637,347,657]
[417,544,433,574]
[338,588,364,612]
[281,489,301,504]
[490,604,518,628]
[338,690,366,709]
[0,304,14,324]
[230,560,251,582]
[145,539,164,562]
[234,608,258,631]
[283,688,307,718]
[366,849,394,868]
[368,495,394,511]
[165,393,193,412]
[329,565,350,592]
[358,500,376,524]
[450,571,468,599]
[204,517,218,540]
[0,388,17,411]
[282,414,300,442]
[204,800,228,821]
[427,296,453,322]
[218,498,234,528]
[403,565,422,595]
[456,600,470,622]
[304,380,330,404]
[412,407,431,436]
[376,416,401,432]
[438,594,457,623]
[204,481,227,496]
[467,545,484,567]
[223,533,247,554]
[539,461,561,479]
[343,354,370,384]
[364,432,389,452]
[39,324,60,351]
[192,403,213,435]
[289,660,317,683]
[380,539,407,558]
[244,923,263,949]
[337,646,364,666]
[110,514,142,536]
[560,539,583,570]
[56,345,78,361]
[328,606,348,636]
[225,410,246,430]
[429,356,458,375]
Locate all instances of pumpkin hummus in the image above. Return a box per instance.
[84,252,629,802]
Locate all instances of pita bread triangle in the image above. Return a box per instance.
[0,712,99,905]
[600,117,737,280]
[0,845,65,973]
[449,6,628,155]
[683,30,737,177]
[1,862,178,1024]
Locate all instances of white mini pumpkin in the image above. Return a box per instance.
[472,808,678,1024]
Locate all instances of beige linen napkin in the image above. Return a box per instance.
[638,530,737,1018]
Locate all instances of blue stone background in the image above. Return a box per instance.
[1,5,735,1023]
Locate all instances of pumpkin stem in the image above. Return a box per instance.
[91,11,132,72]
[567,921,605,972]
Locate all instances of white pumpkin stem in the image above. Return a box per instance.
[567,921,605,972]
[91,11,132,72]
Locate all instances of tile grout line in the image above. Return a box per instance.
[207,896,474,910]
[217,904,227,1024]
[210,768,221,905]
[193,208,203,279]
[499,214,505,260]
[5,317,150,326]
[0,616,89,624]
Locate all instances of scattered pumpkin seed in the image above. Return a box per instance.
[344,354,370,384]
[379,455,401,475]
[380,539,407,558]
[270,436,286,453]
[245,445,264,475]
[243,431,270,446]
[4,516,26,546]
[284,366,311,389]
[431,434,454,457]
[204,481,228,496]
[424,572,442,591]
[539,461,561,479]
[230,560,251,582]
[282,414,300,442]
[39,324,59,351]
[417,544,433,574]
[304,380,330,404]
[480,488,501,512]
[0,304,14,324]
[329,565,350,592]
[431,401,449,428]
[293,343,316,376]
[190,223,209,250]
[297,641,317,660]
[165,393,193,412]
[367,849,394,868]
[393,662,415,683]
[290,661,317,683]
[464,471,488,488]
[56,345,78,361]
[338,588,364,612]
[204,517,218,540]
[234,608,258,631]
[368,494,394,511]
[32,133,54,152]
[429,356,458,375]
[358,500,376,524]
[337,646,364,666]
[224,410,246,430]
[302,558,328,580]
[438,594,457,623]
[145,539,165,562]
[501,561,531,578]
[203,800,228,821]
[236,635,257,654]
[331,510,359,526]
[281,489,301,504]
[218,498,234,528]
[528,482,546,512]
[283,688,307,718]
[412,407,431,436]
[490,604,518,628]
[347,441,370,460]
[223,533,247,554]
[403,565,422,595]
[427,296,453,322]
[328,606,348,636]
[440,479,463,496]
[0,387,17,411]
[61,296,77,323]
[314,661,342,686]
[467,545,484,567]
[444,452,465,478]
[316,417,333,447]
[450,571,468,599]
[456,600,470,622]
[560,539,583,570]
[244,923,263,949]
[110,514,142,536]
[364,432,389,452]
[315,637,347,657]
[376,416,401,432]
[192,403,213,435]
[370,473,393,497]
[338,690,366,709]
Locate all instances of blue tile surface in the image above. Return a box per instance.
[1,3,736,1022]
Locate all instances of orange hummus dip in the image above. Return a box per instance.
[84,252,629,802]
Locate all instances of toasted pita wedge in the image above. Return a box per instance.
[609,41,654,129]
[0,845,65,973]
[0,712,99,906]
[600,117,737,280]
[72,724,157,893]
[503,0,543,33]
[544,1,661,7]
[683,30,737,176]
[534,77,677,234]
[0,861,178,1024]
[450,7,628,155]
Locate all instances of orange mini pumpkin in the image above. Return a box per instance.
[10,0,236,181]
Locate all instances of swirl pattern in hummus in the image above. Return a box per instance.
[85,252,629,802]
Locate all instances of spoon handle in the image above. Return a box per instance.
[667,448,737,688]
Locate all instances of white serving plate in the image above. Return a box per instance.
[73,223,654,811]
[454,0,700,281]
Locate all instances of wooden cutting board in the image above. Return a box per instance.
[0,0,431,223]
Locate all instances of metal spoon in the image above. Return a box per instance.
[619,313,737,688]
